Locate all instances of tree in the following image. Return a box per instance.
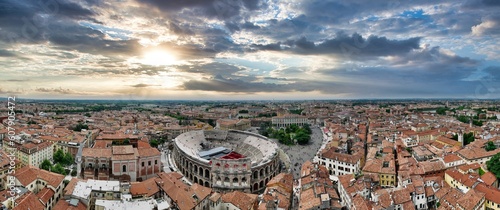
[486,141,497,151]
[40,159,52,171]
[295,131,310,145]
[54,149,65,163]
[123,138,130,145]
[303,124,312,135]
[51,163,66,175]
[73,123,89,131]
[464,132,475,145]
[150,139,159,148]
[436,107,448,115]
[473,120,483,126]
[84,113,91,117]
[486,152,500,179]
[63,152,74,166]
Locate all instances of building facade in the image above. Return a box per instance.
[81,144,161,182]
[272,114,309,128]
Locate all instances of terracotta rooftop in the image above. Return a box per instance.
[36,187,55,204]
[12,192,45,210]
[155,172,211,210]
[456,189,484,210]
[443,154,463,163]
[481,171,497,186]
[130,177,159,197]
[82,148,112,158]
[13,166,64,188]
[53,199,87,210]
[64,178,82,197]
[112,145,135,155]
[266,173,293,193]
[221,191,258,210]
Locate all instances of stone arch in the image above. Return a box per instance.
[204,181,209,187]
[194,176,198,183]
[233,177,239,186]
[224,177,230,185]
[260,168,264,177]
[198,179,203,185]
[216,176,222,185]
[242,177,247,185]
[265,166,269,175]
[259,180,264,189]
[253,171,258,179]
[194,165,198,174]
[199,168,203,176]
[253,183,259,191]
[205,169,210,178]
[265,178,269,185]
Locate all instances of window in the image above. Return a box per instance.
[148,161,151,166]
[142,162,144,167]
[155,160,158,164]
[122,165,127,172]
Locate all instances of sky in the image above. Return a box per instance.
[0,0,500,100]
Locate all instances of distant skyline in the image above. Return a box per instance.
[1,0,500,100]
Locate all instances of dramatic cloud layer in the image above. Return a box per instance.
[0,0,499,99]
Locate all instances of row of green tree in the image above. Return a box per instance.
[262,124,312,145]
[40,149,75,176]
[456,115,484,126]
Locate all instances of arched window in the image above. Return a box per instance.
[122,165,127,172]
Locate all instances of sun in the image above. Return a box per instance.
[141,50,177,66]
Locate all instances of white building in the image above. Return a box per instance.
[317,147,362,176]
[272,114,309,128]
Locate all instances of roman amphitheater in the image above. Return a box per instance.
[171,129,282,193]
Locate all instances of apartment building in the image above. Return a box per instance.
[272,114,309,129]
[317,147,362,176]
[6,166,65,210]
[81,144,161,182]
[17,141,53,168]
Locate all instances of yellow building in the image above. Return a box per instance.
[379,173,396,187]
[362,156,396,187]
[444,169,500,210]
[17,141,53,167]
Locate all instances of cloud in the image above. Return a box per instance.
[137,0,264,19]
[35,87,78,94]
[0,49,17,57]
[251,33,421,57]
[471,15,500,36]
[181,74,291,93]
[0,0,98,43]
[130,83,161,88]
[2,79,29,82]
[483,66,500,79]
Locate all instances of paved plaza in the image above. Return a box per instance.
[271,126,324,179]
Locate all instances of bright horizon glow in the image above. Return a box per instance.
[140,50,177,66]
